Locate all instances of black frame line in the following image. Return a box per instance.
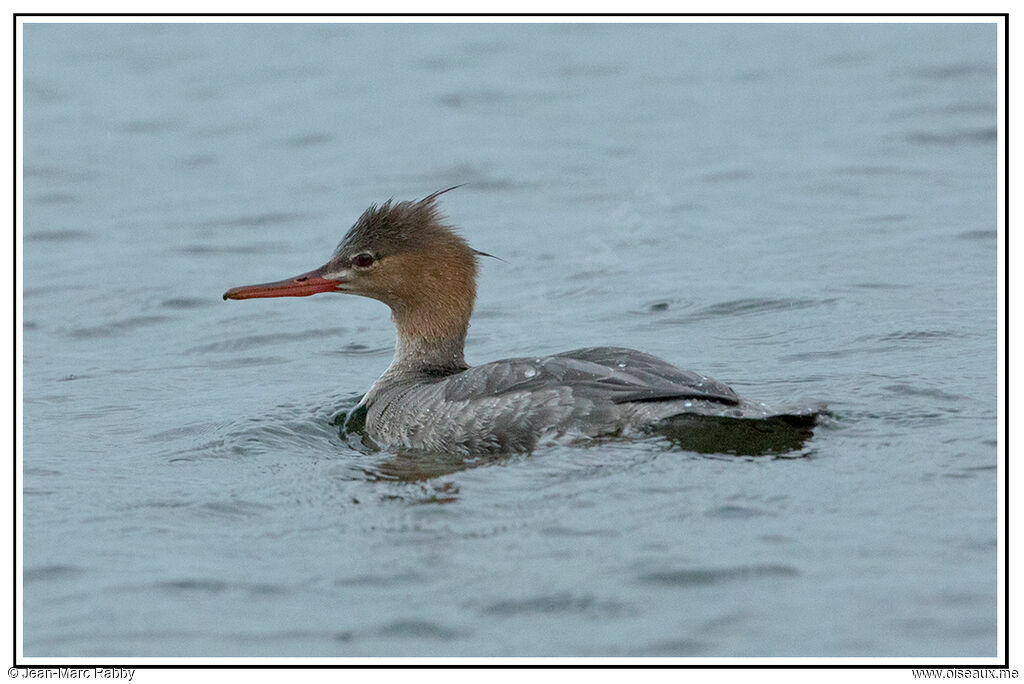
[12,9,1011,671]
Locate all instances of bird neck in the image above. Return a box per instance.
[385,284,475,376]
[389,324,468,375]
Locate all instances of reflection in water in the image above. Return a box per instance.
[366,450,523,484]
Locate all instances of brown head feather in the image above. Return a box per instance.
[332,188,468,262]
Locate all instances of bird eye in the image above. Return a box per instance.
[351,253,375,269]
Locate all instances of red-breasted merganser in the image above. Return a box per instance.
[224,190,822,455]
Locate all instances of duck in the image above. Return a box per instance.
[224,189,822,455]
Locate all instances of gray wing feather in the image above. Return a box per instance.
[441,346,740,406]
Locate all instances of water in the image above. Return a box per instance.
[21,21,998,658]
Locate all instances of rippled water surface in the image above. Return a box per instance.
[21,22,998,658]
